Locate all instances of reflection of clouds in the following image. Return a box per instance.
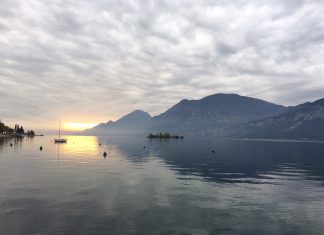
[94,136,324,227]
[92,151,324,234]
[1,136,324,233]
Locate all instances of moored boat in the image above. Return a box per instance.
[54,120,67,143]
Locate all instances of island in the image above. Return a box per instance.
[147,133,184,139]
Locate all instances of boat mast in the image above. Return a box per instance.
[59,120,61,138]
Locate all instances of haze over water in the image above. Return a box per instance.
[1,136,324,234]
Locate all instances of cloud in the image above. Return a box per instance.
[0,0,324,130]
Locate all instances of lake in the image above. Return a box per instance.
[0,136,324,235]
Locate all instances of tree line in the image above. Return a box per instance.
[0,120,14,134]
[0,120,35,136]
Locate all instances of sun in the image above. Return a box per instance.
[63,122,97,131]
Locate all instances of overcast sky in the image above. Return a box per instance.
[1,0,324,130]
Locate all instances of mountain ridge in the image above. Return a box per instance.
[149,93,285,135]
[84,93,324,139]
[84,110,151,135]
[232,98,324,139]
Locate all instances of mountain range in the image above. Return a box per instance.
[84,93,324,140]
[232,98,324,139]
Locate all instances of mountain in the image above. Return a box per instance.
[85,94,324,140]
[233,98,324,139]
[149,94,285,136]
[84,110,151,135]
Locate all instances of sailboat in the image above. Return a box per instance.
[54,120,67,143]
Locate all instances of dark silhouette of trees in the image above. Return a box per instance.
[147,133,184,139]
[1,120,34,136]
[27,130,35,136]
[16,125,24,134]
[0,120,13,134]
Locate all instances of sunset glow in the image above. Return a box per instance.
[63,122,97,131]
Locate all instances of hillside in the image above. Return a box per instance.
[84,94,324,139]
[149,94,285,136]
[84,110,151,135]
[233,98,324,139]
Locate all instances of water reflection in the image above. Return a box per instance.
[1,136,324,235]
[0,137,24,153]
[57,143,61,161]
[58,136,99,155]
[101,136,324,184]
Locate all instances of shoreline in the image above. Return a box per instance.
[2,133,323,143]
[50,134,324,143]
[0,134,43,137]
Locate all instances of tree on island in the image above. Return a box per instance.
[27,130,35,136]
[147,132,184,139]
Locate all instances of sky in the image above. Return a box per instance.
[1,0,324,131]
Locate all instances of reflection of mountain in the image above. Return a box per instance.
[102,137,324,184]
[158,140,324,183]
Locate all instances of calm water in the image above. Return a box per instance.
[1,136,324,235]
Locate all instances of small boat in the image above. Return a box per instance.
[54,120,67,143]
[54,138,67,143]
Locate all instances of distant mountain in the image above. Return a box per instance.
[84,110,151,135]
[84,93,324,140]
[233,98,324,139]
[149,94,285,136]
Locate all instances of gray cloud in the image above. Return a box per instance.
[0,0,324,130]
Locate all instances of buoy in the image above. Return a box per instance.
[103,151,107,157]
[40,146,43,151]
[211,150,215,153]
[143,146,146,149]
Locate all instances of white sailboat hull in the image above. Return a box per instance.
[54,120,67,143]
